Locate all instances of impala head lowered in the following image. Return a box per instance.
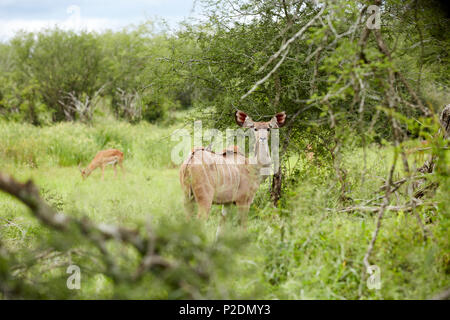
[235,110,286,167]
[78,164,90,179]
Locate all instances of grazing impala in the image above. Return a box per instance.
[180,110,286,233]
[79,149,124,180]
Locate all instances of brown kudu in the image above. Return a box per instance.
[179,110,286,236]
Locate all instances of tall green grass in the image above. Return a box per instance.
[0,120,178,169]
[0,119,448,299]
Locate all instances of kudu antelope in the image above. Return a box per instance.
[79,149,125,180]
[180,110,286,234]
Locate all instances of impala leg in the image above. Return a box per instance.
[114,164,118,178]
[119,162,125,176]
[101,165,105,181]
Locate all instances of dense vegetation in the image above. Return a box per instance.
[0,0,449,299]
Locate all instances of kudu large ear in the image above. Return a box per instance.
[235,110,254,128]
[269,111,287,128]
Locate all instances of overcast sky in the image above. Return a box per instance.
[0,0,198,41]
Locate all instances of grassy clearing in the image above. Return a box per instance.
[0,120,448,299]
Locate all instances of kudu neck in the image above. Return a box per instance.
[250,139,273,182]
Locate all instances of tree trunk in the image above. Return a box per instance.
[440,104,450,139]
[271,166,282,207]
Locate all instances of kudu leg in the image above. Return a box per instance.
[197,201,212,220]
[183,197,196,219]
[191,186,213,220]
[215,204,229,240]
[237,204,250,231]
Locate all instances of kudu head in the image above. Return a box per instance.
[235,110,286,167]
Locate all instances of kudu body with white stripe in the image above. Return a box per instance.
[179,110,286,232]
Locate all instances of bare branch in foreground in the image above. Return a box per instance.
[0,172,225,298]
[0,172,149,256]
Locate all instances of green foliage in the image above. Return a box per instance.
[99,24,198,123]
[0,119,181,168]
[0,0,449,300]
[0,23,200,124]
[10,29,103,122]
[1,118,447,299]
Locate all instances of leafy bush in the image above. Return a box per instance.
[10,29,103,122]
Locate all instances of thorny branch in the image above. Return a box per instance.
[240,6,326,101]
[0,172,172,283]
